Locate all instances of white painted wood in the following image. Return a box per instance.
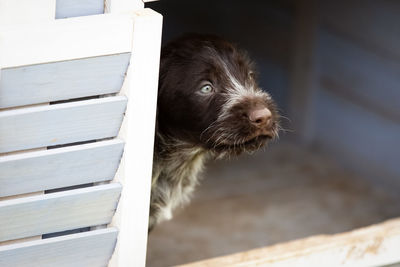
[108,8,162,267]
[0,53,131,108]
[0,228,118,267]
[0,0,56,26]
[180,218,400,267]
[104,0,144,13]
[0,13,133,68]
[0,183,121,242]
[56,0,104,19]
[0,96,127,153]
[0,139,124,197]
[318,31,400,121]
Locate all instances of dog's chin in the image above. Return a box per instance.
[208,135,272,157]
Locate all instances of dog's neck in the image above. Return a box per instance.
[153,133,208,184]
[150,133,208,227]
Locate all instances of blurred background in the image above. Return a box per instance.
[145,0,400,266]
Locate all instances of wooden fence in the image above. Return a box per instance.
[0,1,162,266]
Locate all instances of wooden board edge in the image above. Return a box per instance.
[0,139,124,163]
[0,227,118,251]
[0,183,122,207]
[178,218,400,267]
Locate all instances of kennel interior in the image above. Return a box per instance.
[146,0,400,266]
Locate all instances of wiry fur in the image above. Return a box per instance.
[149,34,280,231]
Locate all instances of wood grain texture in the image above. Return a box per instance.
[0,183,121,242]
[180,218,400,267]
[0,228,118,267]
[0,53,130,108]
[56,0,104,19]
[318,31,400,123]
[0,13,133,68]
[0,96,127,153]
[0,139,124,197]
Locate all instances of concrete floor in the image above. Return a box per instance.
[146,142,400,267]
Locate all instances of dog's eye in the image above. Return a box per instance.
[200,84,213,94]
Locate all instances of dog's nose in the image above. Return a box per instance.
[248,107,272,126]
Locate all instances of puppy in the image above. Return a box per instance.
[149,34,279,231]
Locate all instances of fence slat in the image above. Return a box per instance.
[56,0,104,19]
[0,183,121,242]
[0,53,130,108]
[0,228,118,267]
[0,96,127,153]
[0,139,124,197]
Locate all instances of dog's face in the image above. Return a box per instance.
[157,34,279,156]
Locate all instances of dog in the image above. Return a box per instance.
[149,33,279,231]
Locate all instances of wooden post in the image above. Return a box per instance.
[108,8,162,267]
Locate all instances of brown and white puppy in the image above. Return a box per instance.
[150,34,279,231]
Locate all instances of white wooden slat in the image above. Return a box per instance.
[0,0,56,26]
[0,96,127,153]
[109,8,162,267]
[0,139,124,197]
[318,31,400,121]
[0,13,133,68]
[56,0,104,19]
[0,53,130,108]
[0,228,118,267]
[0,183,121,242]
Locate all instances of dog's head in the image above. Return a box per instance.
[157,34,279,156]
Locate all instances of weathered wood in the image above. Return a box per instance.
[0,53,130,108]
[318,30,400,123]
[108,8,162,267]
[0,228,118,267]
[0,139,124,197]
[180,218,400,267]
[56,0,104,19]
[0,96,127,153]
[0,13,133,68]
[0,183,121,242]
